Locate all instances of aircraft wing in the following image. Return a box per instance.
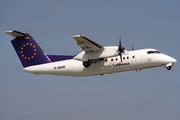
[73,35,104,53]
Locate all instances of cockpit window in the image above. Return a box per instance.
[147,51,154,54]
[154,51,161,53]
[147,51,161,54]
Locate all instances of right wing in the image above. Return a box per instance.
[73,35,104,53]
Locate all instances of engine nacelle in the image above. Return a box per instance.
[74,46,119,61]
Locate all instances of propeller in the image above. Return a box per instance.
[118,37,125,63]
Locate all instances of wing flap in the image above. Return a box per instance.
[73,35,104,52]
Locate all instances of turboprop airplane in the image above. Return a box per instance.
[5,30,177,77]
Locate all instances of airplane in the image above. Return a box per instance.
[5,30,177,77]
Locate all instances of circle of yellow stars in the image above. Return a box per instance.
[20,37,37,60]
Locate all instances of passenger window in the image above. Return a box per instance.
[116,58,118,61]
[123,57,125,60]
[132,56,135,59]
[111,59,113,61]
[105,59,108,62]
[127,56,129,59]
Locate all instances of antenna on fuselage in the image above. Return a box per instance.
[132,44,134,51]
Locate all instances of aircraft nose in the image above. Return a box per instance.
[168,56,177,63]
[172,57,177,63]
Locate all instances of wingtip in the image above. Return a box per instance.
[73,35,84,38]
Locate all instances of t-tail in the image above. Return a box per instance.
[6,30,52,68]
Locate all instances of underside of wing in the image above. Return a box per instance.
[73,35,104,52]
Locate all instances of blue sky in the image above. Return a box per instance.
[1,0,180,120]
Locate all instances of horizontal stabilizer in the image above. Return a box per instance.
[5,30,26,38]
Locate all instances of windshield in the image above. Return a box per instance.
[147,51,161,54]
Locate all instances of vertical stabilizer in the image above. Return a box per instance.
[6,30,50,68]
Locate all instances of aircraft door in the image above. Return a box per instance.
[103,57,113,69]
[131,53,137,66]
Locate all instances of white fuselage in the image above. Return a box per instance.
[23,48,176,77]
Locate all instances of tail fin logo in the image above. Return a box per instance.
[20,37,37,60]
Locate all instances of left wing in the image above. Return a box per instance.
[73,35,104,53]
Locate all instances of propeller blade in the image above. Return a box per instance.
[118,37,125,63]
[120,52,123,63]
[118,38,125,52]
[118,37,121,52]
